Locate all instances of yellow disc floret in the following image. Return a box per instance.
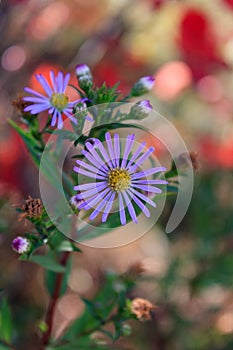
[108,168,131,192]
[50,93,68,110]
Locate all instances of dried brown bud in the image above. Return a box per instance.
[131,298,156,321]
[177,151,199,171]
[125,262,145,279]
[12,95,30,114]
[17,195,43,222]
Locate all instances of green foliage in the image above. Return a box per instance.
[0,297,12,344]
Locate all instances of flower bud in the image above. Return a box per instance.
[75,64,91,77]
[131,76,155,96]
[75,64,93,90]
[12,236,31,254]
[70,195,84,210]
[130,99,153,119]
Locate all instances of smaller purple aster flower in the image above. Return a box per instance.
[23,71,81,129]
[12,236,31,254]
[131,76,155,97]
[73,133,168,225]
[130,100,153,119]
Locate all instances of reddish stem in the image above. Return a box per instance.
[41,251,70,348]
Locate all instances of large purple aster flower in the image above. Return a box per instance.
[73,133,167,225]
[23,71,81,129]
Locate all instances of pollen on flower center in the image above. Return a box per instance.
[50,93,68,110]
[108,168,131,192]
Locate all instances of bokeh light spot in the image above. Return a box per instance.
[153,61,192,100]
[1,45,26,71]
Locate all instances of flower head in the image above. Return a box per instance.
[23,71,80,129]
[17,195,43,222]
[131,76,155,96]
[12,236,31,254]
[130,99,153,119]
[130,298,155,321]
[73,133,167,225]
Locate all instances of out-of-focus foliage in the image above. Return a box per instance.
[0,0,233,349]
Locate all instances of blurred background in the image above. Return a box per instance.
[0,0,233,349]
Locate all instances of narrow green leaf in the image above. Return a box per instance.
[0,299,12,343]
[27,254,66,273]
[8,119,42,167]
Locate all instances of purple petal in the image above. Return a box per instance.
[128,147,154,173]
[81,188,111,210]
[24,104,49,114]
[128,187,156,208]
[57,72,64,93]
[102,192,116,222]
[36,74,52,97]
[89,191,113,220]
[51,109,58,127]
[57,111,63,129]
[126,141,146,170]
[63,73,70,91]
[85,142,109,170]
[132,184,162,194]
[122,191,138,223]
[76,182,108,200]
[73,166,106,180]
[132,179,168,185]
[105,132,116,167]
[74,181,106,191]
[114,134,120,167]
[118,192,126,225]
[75,159,106,177]
[131,167,166,180]
[121,134,135,168]
[94,139,114,169]
[23,96,48,103]
[50,71,57,92]
[24,87,47,99]
[81,149,108,173]
[126,189,150,217]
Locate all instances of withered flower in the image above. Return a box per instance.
[131,298,156,321]
[17,195,43,222]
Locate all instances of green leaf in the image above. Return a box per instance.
[26,254,66,273]
[45,256,72,297]
[0,298,12,343]
[0,342,12,350]
[8,119,42,167]
[74,122,147,146]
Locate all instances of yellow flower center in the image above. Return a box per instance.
[108,168,131,192]
[50,93,68,110]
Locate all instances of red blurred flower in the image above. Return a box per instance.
[178,9,227,80]
[198,136,233,169]
[222,0,233,10]
[0,130,29,192]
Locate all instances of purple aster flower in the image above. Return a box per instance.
[23,71,80,129]
[12,236,31,254]
[130,99,153,119]
[131,76,155,96]
[73,133,167,225]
